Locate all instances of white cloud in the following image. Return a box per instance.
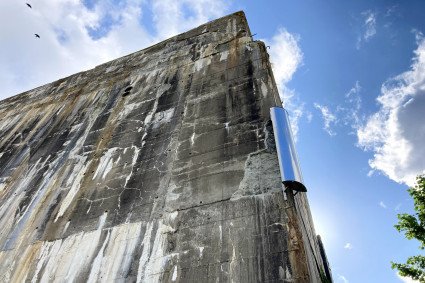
[357,10,377,49]
[0,0,228,100]
[150,0,228,39]
[267,28,304,138]
[379,201,387,209]
[338,274,349,283]
[314,103,337,136]
[357,35,425,186]
[314,81,363,136]
[342,81,363,131]
[363,11,377,40]
[397,272,420,283]
[344,243,353,250]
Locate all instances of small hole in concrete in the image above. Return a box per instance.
[104,210,108,213]
[122,86,133,97]
[200,201,203,204]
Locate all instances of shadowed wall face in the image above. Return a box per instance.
[0,12,324,282]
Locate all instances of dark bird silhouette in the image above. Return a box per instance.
[35,34,40,38]
[26,3,32,8]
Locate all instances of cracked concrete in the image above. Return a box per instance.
[0,11,329,283]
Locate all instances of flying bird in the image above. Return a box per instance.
[35,34,40,38]
[26,3,32,8]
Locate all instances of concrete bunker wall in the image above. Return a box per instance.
[0,11,328,282]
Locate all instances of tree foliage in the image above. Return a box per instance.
[392,175,425,282]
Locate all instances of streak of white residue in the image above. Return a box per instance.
[98,211,107,230]
[28,221,143,282]
[86,201,92,214]
[137,221,174,282]
[62,221,70,235]
[220,51,229,61]
[32,241,57,283]
[224,122,230,133]
[101,223,142,281]
[229,245,237,279]
[92,147,119,180]
[219,225,222,242]
[0,180,6,193]
[190,132,195,147]
[13,157,44,224]
[151,108,175,129]
[198,247,204,257]
[102,159,113,179]
[62,230,104,282]
[285,266,291,279]
[169,211,178,221]
[69,122,83,133]
[124,145,140,188]
[87,230,111,283]
[261,80,268,97]
[55,160,91,222]
[144,101,158,126]
[171,266,178,281]
[136,222,154,283]
[193,57,212,73]
[119,101,144,120]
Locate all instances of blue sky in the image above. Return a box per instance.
[1,1,425,282]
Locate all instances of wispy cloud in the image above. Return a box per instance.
[357,33,425,186]
[385,5,398,17]
[267,28,304,139]
[314,103,337,136]
[341,81,363,132]
[314,81,363,136]
[357,10,377,49]
[338,274,349,283]
[363,10,377,40]
[379,201,387,209]
[344,243,353,250]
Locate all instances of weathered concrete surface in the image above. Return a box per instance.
[0,11,329,282]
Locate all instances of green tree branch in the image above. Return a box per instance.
[392,175,425,282]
